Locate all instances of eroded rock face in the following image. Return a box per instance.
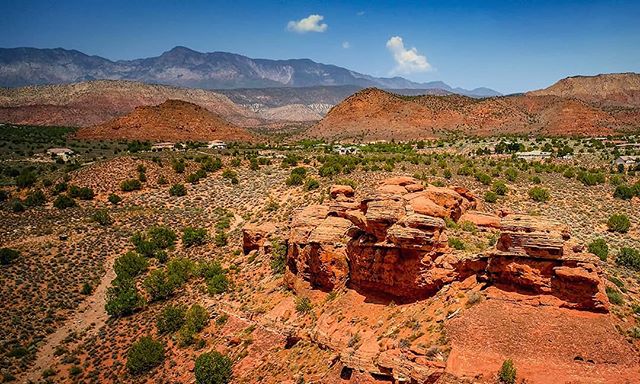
[242,222,277,254]
[287,177,608,311]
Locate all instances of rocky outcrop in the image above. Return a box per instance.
[242,222,277,254]
[287,177,608,311]
[286,177,610,383]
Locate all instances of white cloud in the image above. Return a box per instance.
[342,41,351,49]
[287,14,328,33]
[385,36,432,75]
[356,11,365,16]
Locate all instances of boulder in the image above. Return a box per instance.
[459,211,501,229]
[330,184,355,199]
[242,222,276,254]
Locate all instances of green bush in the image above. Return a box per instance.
[528,186,550,202]
[126,336,165,374]
[114,252,149,279]
[498,359,516,384]
[0,190,10,202]
[120,179,142,192]
[613,185,636,200]
[68,185,94,200]
[178,304,210,346]
[105,277,145,317]
[563,168,575,178]
[167,257,196,286]
[607,214,630,233]
[606,286,624,305]
[474,172,491,185]
[484,191,498,203]
[24,189,46,206]
[530,175,541,184]
[53,194,77,209]
[143,269,176,301]
[195,351,232,384]
[491,181,508,196]
[448,237,465,250]
[156,304,187,334]
[214,231,228,246]
[295,296,312,314]
[286,167,307,186]
[504,168,518,182]
[206,274,229,295]
[10,199,25,212]
[16,170,37,188]
[222,169,238,184]
[92,209,113,226]
[577,171,605,186]
[616,247,640,271]
[182,227,208,247]
[172,158,186,173]
[108,193,122,204]
[270,239,287,275]
[0,248,20,266]
[304,178,320,191]
[169,183,187,197]
[52,182,67,195]
[587,238,608,261]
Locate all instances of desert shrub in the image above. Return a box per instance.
[270,239,287,275]
[177,304,209,346]
[304,178,320,191]
[68,185,94,200]
[214,231,228,246]
[295,296,312,314]
[172,158,186,173]
[498,359,516,384]
[167,257,196,286]
[144,269,176,301]
[607,213,630,233]
[92,209,113,226]
[0,190,9,202]
[53,194,76,209]
[24,189,46,206]
[286,167,307,186]
[530,175,541,184]
[528,186,550,202]
[0,248,20,266]
[484,191,498,203]
[200,261,229,295]
[201,157,223,172]
[187,169,207,184]
[195,351,233,384]
[10,199,25,212]
[52,182,67,195]
[563,168,575,178]
[613,185,635,200]
[182,227,208,247]
[108,193,122,204]
[114,252,149,279]
[105,277,145,317]
[120,179,142,192]
[491,181,508,195]
[616,247,640,271]
[606,286,624,305]
[222,169,238,184]
[448,237,465,250]
[126,336,165,374]
[147,226,177,249]
[504,168,518,182]
[577,171,605,186]
[157,175,168,185]
[16,170,37,188]
[474,172,491,185]
[169,183,187,197]
[587,238,608,261]
[156,304,187,334]
[81,282,93,295]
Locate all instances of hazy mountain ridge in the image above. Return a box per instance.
[0,46,500,97]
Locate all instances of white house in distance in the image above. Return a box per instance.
[615,155,639,170]
[207,140,227,150]
[151,142,177,151]
[47,147,75,161]
[516,150,552,161]
[333,145,360,155]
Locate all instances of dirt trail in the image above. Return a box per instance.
[20,257,116,383]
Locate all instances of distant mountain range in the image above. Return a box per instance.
[0,46,501,97]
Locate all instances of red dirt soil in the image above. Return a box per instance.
[446,292,640,384]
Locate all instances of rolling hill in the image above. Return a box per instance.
[75,99,254,142]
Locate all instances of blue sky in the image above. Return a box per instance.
[1,0,639,93]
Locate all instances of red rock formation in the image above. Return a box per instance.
[242,222,277,255]
[287,178,609,311]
